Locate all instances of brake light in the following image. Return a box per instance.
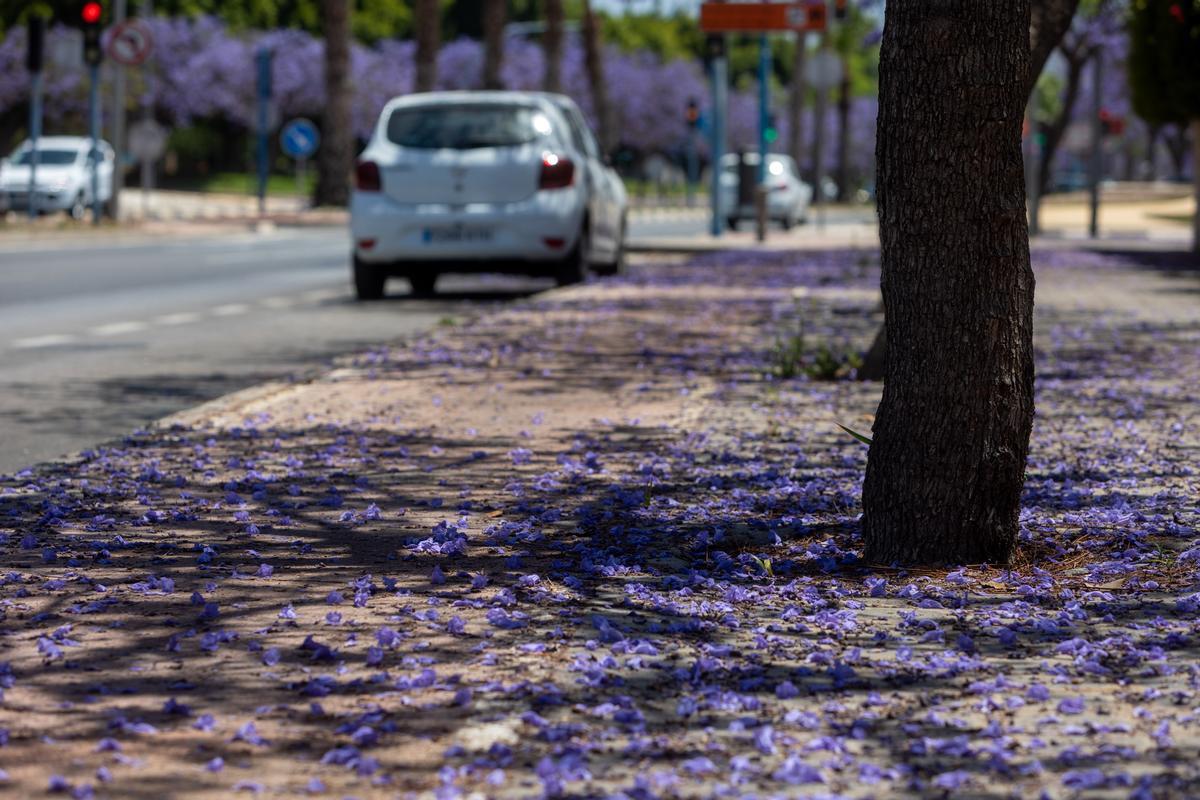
[355,161,381,192]
[538,153,574,190]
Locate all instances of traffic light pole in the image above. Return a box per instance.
[89,63,102,225]
[256,48,273,217]
[28,71,42,220]
[1088,52,1102,239]
[111,0,127,220]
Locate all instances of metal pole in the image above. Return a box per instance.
[256,47,271,217]
[28,71,42,220]
[89,64,102,225]
[1088,53,1102,239]
[755,33,770,242]
[709,43,727,238]
[685,129,697,208]
[140,0,153,216]
[111,0,127,220]
[1025,104,1040,236]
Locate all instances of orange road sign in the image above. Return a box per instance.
[699,2,827,33]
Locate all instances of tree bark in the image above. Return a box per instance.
[482,0,506,90]
[835,69,851,202]
[1028,0,1081,97]
[543,0,564,93]
[862,0,1035,566]
[315,0,352,207]
[787,34,807,172]
[414,0,439,92]
[581,0,613,152]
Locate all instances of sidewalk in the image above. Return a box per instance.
[0,246,1198,798]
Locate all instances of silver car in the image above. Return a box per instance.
[0,136,114,219]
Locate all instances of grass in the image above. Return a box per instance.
[162,171,317,198]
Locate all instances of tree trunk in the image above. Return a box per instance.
[1028,0,1081,97]
[1165,124,1188,180]
[482,0,506,90]
[582,0,613,152]
[787,34,807,172]
[315,0,352,208]
[414,0,439,92]
[1192,118,1200,254]
[1037,51,1086,196]
[543,0,564,93]
[835,69,851,202]
[862,0,1035,566]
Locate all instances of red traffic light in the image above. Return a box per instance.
[82,2,103,24]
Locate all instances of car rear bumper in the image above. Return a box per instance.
[0,190,73,212]
[350,190,585,265]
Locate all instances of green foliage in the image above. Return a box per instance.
[603,12,701,61]
[1032,70,1066,124]
[767,321,862,382]
[1128,0,1200,124]
[835,423,872,446]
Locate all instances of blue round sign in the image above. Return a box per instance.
[280,118,319,160]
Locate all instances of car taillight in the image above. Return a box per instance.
[355,161,381,192]
[538,153,574,190]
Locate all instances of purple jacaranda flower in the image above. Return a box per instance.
[1026,684,1051,702]
[261,648,280,666]
[933,771,973,790]
[1058,697,1086,715]
[193,714,216,732]
[232,722,268,746]
[279,604,297,620]
[206,757,224,772]
[163,697,191,716]
[431,565,446,585]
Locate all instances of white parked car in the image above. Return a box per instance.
[0,136,114,219]
[350,91,627,299]
[719,152,813,230]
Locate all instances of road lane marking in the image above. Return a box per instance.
[211,304,249,317]
[153,312,203,326]
[11,334,78,349]
[91,321,149,337]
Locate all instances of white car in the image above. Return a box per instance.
[349,91,627,299]
[719,152,813,230]
[0,136,114,219]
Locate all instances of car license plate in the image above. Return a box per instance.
[422,224,493,244]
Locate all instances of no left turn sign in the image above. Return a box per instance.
[107,19,154,66]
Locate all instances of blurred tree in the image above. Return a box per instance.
[786,35,806,172]
[832,6,879,199]
[1029,0,1083,94]
[315,0,351,206]
[1129,0,1200,251]
[543,0,564,92]
[481,0,506,89]
[863,0,1035,565]
[1031,0,1124,196]
[414,0,439,91]
[582,0,612,152]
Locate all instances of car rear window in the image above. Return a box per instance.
[11,149,79,165]
[386,104,555,149]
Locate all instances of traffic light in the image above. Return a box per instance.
[765,115,778,144]
[685,98,700,128]
[834,0,848,20]
[26,16,45,73]
[1098,109,1125,137]
[81,2,104,67]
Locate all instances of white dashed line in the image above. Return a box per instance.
[91,321,149,337]
[11,334,78,349]
[259,296,295,309]
[153,312,203,326]
[211,304,250,317]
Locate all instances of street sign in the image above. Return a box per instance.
[107,19,154,66]
[700,2,827,33]
[808,50,844,91]
[128,119,167,161]
[280,118,320,160]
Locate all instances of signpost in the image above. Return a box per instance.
[700,1,828,240]
[255,48,273,217]
[26,16,45,219]
[700,2,827,32]
[82,1,104,225]
[106,18,153,66]
[704,34,727,237]
[280,118,320,207]
[128,118,166,214]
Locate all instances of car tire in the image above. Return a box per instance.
[726,217,738,231]
[409,274,437,297]
[555,223,588,287]
[353,255,386,301]
[69,193,86,221]
[780,215,794,231]
[593,217,626,277]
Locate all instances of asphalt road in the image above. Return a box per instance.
[0,227,555,473]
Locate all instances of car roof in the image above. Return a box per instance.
[13,136,112,152]
[384,91,559,112]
